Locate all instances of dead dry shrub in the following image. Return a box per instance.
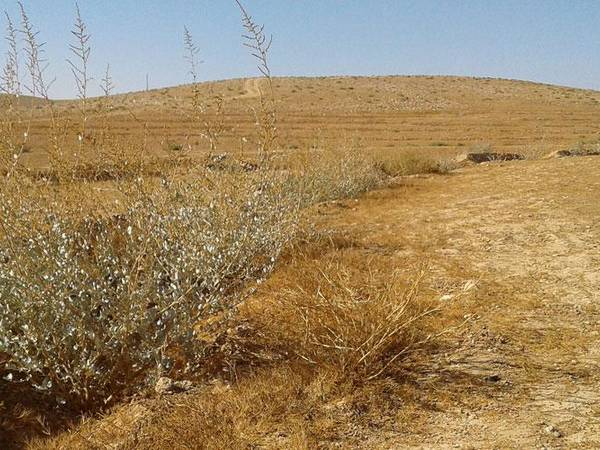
[373,149,456,177]
[249,254,442,380]
[286,145,383,205]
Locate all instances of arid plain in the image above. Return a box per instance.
[3,76,600,449]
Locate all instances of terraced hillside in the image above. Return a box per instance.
[12,76,600,168]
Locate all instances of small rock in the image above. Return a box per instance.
[544,149,572,159]
[456,152,525,164]
[155,377,194,395]
[543,424,562,438]
[484,373,501,383]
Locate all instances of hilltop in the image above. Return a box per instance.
[12,75,600,168]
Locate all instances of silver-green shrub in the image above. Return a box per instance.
[0,172,297,405]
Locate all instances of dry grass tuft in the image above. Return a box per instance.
[372,149,457,177]
[248,254,441,380]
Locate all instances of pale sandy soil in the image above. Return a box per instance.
[324,155,600,449]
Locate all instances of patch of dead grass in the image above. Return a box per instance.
[371,149,457,177]
[26,230,461,450]
[31,364,433,450]
[246,252,442,379]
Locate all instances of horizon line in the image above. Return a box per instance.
[7,73,599,102]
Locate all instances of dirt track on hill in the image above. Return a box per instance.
[321,155,600,448]
[233,78,263,100]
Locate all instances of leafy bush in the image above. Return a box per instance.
[0,170,297,405]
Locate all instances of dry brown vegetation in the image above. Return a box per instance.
[2,2,600,449]
[0,3,459,448]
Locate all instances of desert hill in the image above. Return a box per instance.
[13,75,600,168]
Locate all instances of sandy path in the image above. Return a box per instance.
[232,78,263,100]
[326,156,600,448]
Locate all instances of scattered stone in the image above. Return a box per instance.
[155,377,194,395]
[543,424,563,438]
[484,373,501,383]
[455,152,525,164]
[545,149,573,159]
[545,149,600,159]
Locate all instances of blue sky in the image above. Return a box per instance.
[1,0,599,98]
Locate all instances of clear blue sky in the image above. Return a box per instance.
[1,0,599,99]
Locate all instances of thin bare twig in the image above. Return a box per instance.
[1,12,20,95]
[100,63,115,97]
[183,26,202,83]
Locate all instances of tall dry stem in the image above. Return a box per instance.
[67,2,92,156]
[236,0,277,160]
